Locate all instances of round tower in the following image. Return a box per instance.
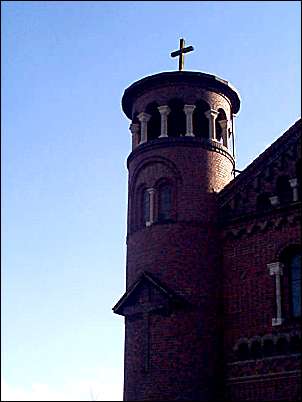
[114,69,240,401]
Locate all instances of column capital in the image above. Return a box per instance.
[157,105,171,115]
[204,109,219,119]
[129,123,140,135]
[289,178,298,188]
[183,104,196,113]
[272,318,283,326]
[147,187,156,195]
[137,112,151,123]
[267,262,284,276]
[269,195,279,206]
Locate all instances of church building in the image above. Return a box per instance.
[113,40,301,401]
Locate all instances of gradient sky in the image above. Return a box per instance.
[1,1,301,401]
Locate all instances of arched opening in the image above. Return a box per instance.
[158,183,173,222]
[233,193,242,215]
[289,335,301,354]
[280,245,301,318]
[167,98,186,137]
[276,337,288,355]
[276,175,292,204]
[221,203,232,219]
[138,187,150,228]
[289,252,301,318]
[193,99,210,139]
[146,102,161,141]
[237,343,249,361]
[215,108,227,146]
[256,193,271,212]
[250,341,262,359]
[263,339,274,357]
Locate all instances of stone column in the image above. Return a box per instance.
[268,262,284,326]
[218,119,228,147]
[183,105,196,137]
[146,188,156,227]
[129,123,140,149]
[205,109,219,141]
[157,105,170,138]
[137,112,151,144]
[289,178,299,201]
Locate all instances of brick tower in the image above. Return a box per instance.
[113,45,241,400]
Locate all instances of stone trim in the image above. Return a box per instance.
[157,105,170,138]
[289,177,299,202]
[137,112,151,144]
[146,188,156,226]
[183,104,196,137]
[268,262,284,326]
[226,370,301,384]
[127,136,234,167]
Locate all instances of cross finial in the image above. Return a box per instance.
[170,38,194,71]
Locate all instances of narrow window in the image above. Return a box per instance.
[167,98,186,137]
[290,335,300,354]
[158,184,172,221]
[237,343,249,361]
[256,193,271,212]
[142,189,150,225]
[193,99,210,139]
[146,102,161,141]
[290,252,301,318]
[263,339,274,357]
[276,337,288,355]
[276,176,292,204]
[250,341,262,359]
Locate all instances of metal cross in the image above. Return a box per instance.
[170,38,194,71]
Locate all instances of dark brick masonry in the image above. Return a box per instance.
[113,71,301,401]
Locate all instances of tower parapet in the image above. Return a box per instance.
[122,71,240,154]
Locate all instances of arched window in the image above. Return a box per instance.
[276,337,288,355]
[256,193,271,212]
[158,184,172,221]
[263,339,274,357]
[280,246,301,319]
[142,189,150,226]
[237,343,249,361]
[233,193,242,215]
[276,175,292,204]
[167,98,186,137]
[146,102,161,141]
[250,340,262,359]
[289,252,301,318]
[290,335,300,353]
[193,99,210,139]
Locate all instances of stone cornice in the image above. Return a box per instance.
[127,136,235,168]
[122,70,241,118]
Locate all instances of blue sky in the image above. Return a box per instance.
[1,1,300,400]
